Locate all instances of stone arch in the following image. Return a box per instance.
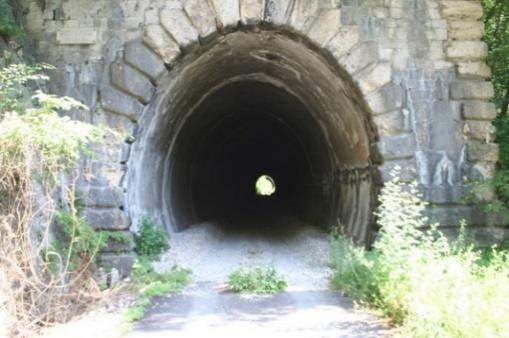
[100,1,390,244]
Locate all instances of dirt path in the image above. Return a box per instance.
[127,291,392,338]
[128,220,392,337]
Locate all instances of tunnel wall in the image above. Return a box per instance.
[18,0,506,275]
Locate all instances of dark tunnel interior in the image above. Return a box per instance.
[170,81,332,229]
[128,29,378,244]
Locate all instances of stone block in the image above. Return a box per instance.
[101,231,135,253]
[462,101,497,120]
[456,62,491,79]
[84,208,131,230]
[469,162,496,181]
[356,62,392,95]
[240,0,265,24]
[98,253,135,278]
[210,0,241,28]
[307,8,341,47]
[143,24,181,64]
[377,133,416,160]
[183,0,217,37]
[448,20,484,41]
[111,62,155,104]
[160,7,199,47]
[80,186,124,208]
[325,26,360,60]
[339,42,378,75]
[288,0,320,32]
[463,120,495,143]
[441,1,483,20]
[421,185,467,204]
[124,41,166,82]
[100,86,144,121]
[425,206,485,227]
[366,83,404,115]
[264,0,292,24]
[56,28,97,45]
[446,41,487,61]
[450,81,494,100]
[466,141,499,162]
[373,109,410,137]
[120,142,132,164]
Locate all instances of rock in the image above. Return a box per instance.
[124,41,166,81]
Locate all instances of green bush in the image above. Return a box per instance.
[0,0,21,38]
[330,167,509,337]
[47,210,107,274]
[134,216,170,260]
[228,266,287,294]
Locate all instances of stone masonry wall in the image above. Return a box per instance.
[17,0,507,275]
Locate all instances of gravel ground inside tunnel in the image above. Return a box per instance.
[152,218,333,293]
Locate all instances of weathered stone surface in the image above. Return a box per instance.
[124,41,166,82]
[288,0,320,32]
[463,121,495,143]
[56,28,97,45]
[469,162,496,181]
[466,141,499,162]
[373,109,410,137]
[357,63,392,95]
[425,206,486,227]
[84,208,131,230]
[183,0,217,37]
[210,0,240,27]
[264,0,292,24]
[450,81,494,100]
[80,186,123,208]
[143,24,180,64]
[326,26,360,60]
[240,0,265,24]
[120,142,132,164]
[100,86,144,121]
[448,21,484,40]
[462,101,497,120]
[160,7,199,47]
[456,62,491,79]
[422,185,467,204]
[307,9,341,46]
[98,253,135,278]
[441,1,483,20]
[446,41,487,61]
[366,83,404,115]
[377,133,416,160]
[339,42,378,75]
[111,62,155,103]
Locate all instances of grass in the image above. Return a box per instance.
[121,257,191,332]
[228,266,287,294]
[330,167,509,337]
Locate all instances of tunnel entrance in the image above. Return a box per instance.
[128,28,380,244]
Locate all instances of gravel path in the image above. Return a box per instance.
[153,218,332,292]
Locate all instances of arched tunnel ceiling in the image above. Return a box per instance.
[128,29,379,244]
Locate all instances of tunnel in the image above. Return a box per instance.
[127,28,380,244]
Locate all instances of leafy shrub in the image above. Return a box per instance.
[0,0,21,38]
[228,266,287,294]
[330,167,509,337]
[134,216,170,260]
[47,210,107,274]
